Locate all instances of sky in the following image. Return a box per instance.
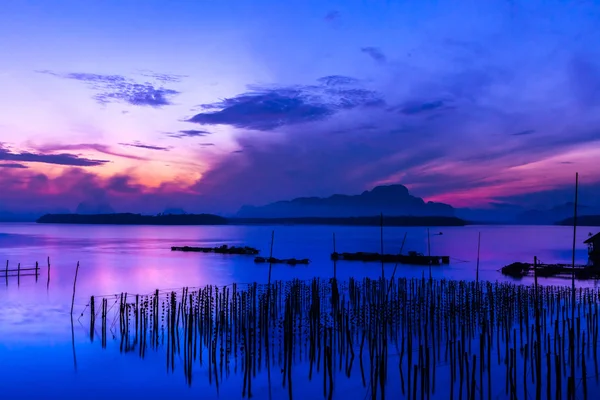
[1,0,600,214]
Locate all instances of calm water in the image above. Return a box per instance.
[0,222,598,399]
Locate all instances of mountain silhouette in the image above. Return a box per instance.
[236,184,455,218]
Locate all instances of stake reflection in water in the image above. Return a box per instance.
[79,277,600,399]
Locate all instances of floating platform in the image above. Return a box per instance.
[254,257,311,265]
[501,262,600,279]
[171,245,260,255]
[331,251,450,266]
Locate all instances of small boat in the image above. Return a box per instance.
[254,257,310,265]
[171,245,259,255]
[331,250,449,266]
[501,261,600,279]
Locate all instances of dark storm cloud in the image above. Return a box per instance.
[361,47,387,63]
[37,70,181,107]
[187,78,384,131]
[119,141,171,151]
[0,145,109,167]
[190,61,600,210]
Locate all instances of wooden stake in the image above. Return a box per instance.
[70,262,80,315]
[476,232,481,283]
[380,213,385,280]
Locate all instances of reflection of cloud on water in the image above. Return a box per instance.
[0,304,69,341]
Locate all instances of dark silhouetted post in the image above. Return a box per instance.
[534,256,541,400]
[47,256,51,289]
[70,262,80,315]
[569,172,578,399]
[380,213,385,279]
[268,231,275,286]
[476,232,481,283]
[332,232,337,279]
[427,228,432,280]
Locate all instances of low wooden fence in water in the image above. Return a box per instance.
[1,258,51,286]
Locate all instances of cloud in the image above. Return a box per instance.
[317,75,360,86]
[0,167,207,214]
[569,56,600,107]
[119,141,171,151]
[35,143,149,161]
[190,60,600,210]
[0,144,109,167]
[135,70,188,83]
[37,70,180,107]
[200,143,215,147]
[166,130,212,138]
[400,100,448,115]
[511,129,536,136]
[186,77,384,131]
[0,163,28,169]
[324,11,340,22]
[361,47,387,63]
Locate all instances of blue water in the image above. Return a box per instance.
[0,223,597,399]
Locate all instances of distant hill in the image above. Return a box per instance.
[236,185,455,218]
[37,213,228,225]
[517,202,599,225]
[230,216,467,227]
[557,215,600,227]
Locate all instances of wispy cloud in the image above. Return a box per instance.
[35,143,149,161]
[119,141,171,151]
[187,77,384,131]
[361,47,387,63]
[135,70,188,83]
[400,100,448,115]
[0,145,109,167]
[511,129,536,136]
[0,163,28,169]
[324,11,340,22]
[165,129,212,139]
[37,70,181,107]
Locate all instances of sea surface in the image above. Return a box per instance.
[0,222,598,399]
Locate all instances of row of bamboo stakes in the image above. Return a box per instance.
[80,275,600,399]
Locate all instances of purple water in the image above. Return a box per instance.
[0,222,598,399]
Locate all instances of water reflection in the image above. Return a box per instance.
[1,223,600,398]
[73,278,600,399]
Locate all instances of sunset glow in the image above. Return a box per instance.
[2,0,600,214]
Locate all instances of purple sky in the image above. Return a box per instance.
[1,0,600,214]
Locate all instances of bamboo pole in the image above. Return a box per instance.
[70,262,80,315]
